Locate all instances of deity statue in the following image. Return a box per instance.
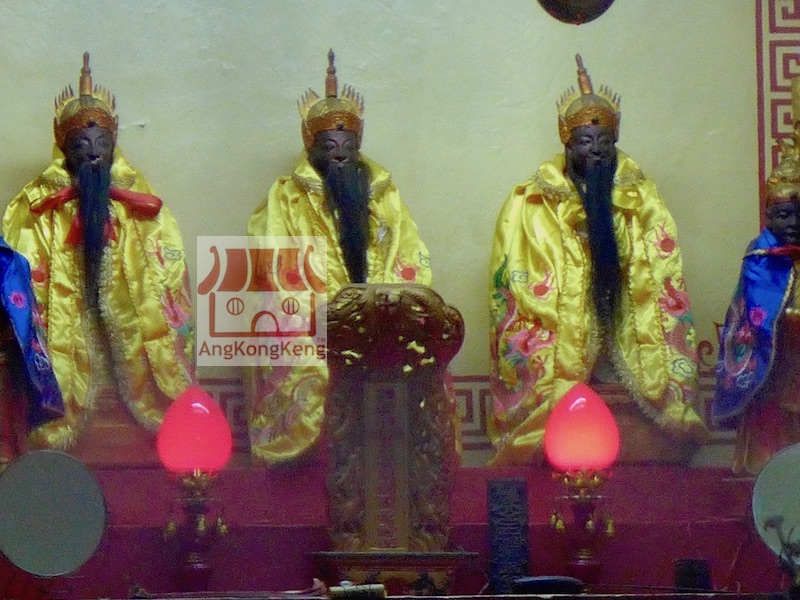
[245,50,432,465]
[2,53,194,451]
[488,55,706,466]
[714,79,800,475]
[0,238,63,466]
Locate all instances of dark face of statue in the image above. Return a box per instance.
[308,129,369,284]
[64,126,114,177]
[64,125,114,310]
[308,129,359,176]
[565,124,620,332]
[767,198,800,246]
[566,124,616,180]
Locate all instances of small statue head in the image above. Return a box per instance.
[766,183,800,246]
[308,129,359,177]
[63,125,114,177]
[298,49,364,164]
[557,55,620,147]
[53,53,117,176]
[565,124,616,181]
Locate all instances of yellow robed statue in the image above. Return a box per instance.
[2,53,194,450]
[245,50,431,464]
[488,55,706,466]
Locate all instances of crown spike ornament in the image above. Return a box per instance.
[576,54,592,95]
[53,52,118,152]
[78,52,92,96]
[557,54,621,144]
[325,48,337,98]
[298,49,365,151]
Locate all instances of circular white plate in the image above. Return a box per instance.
[0,450,107,576]
[752,443,800,563]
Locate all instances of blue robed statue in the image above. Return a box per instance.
[714,129,800,475]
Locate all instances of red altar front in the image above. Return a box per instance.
[0,457,783,600]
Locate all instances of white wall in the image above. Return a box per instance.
[0,0,758,377]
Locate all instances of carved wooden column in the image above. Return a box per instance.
[320,284,472,593]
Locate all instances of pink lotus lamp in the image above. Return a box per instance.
[544,382,620,584]
[157,385,233,591]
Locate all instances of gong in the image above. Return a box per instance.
[0,450,107,577]
[752,443,800,566]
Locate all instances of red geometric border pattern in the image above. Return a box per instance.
[450,375,493,452]
[759,0,800,219]
[199,365,722,462]
[197,377,250,451]
[198,375,497,457]
[769,0,800,32]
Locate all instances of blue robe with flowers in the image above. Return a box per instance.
[0,237,63,428]
[713,229,793,427]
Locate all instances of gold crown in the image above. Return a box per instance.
[298,49,364,151]
[766,77,800,205]
[557,54,621,144]
[53,52,118,151]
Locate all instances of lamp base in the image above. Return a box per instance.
[568,548,600,587]
[178,551,212,592]
[165,471,227,593]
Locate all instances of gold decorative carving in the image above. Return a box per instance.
[325,284,464,555]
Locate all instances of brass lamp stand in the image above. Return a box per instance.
[157,385,233,592]
[164,470,228,591]
[544,382,621,587]
[550,470,614,584]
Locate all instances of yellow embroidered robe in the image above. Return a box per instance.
[2,148,194,449]
[489,150,706,465]
[245,153,432,464]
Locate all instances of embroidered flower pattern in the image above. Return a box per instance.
[148,239,184,269]
[253,371,319,444]
[719,298,755,384]
[510,270,529,284]
[31,260,49,285]
[505,318,555,362]
[734,325,754,346]
[528,269,555,300]
[659,277,691,319]
[394,257,419,282]
[8,290,27,310]
[653,225,677,258]
[748,306,767,328]
[718,298,773,393]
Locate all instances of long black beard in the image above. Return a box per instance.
[323,160,371,283]
[77,161,112,311]
[572,157,621,332]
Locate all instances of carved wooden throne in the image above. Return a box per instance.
[320,284,469,592]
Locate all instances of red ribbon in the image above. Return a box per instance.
[764,245,800,257]
[32,185,162,246]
